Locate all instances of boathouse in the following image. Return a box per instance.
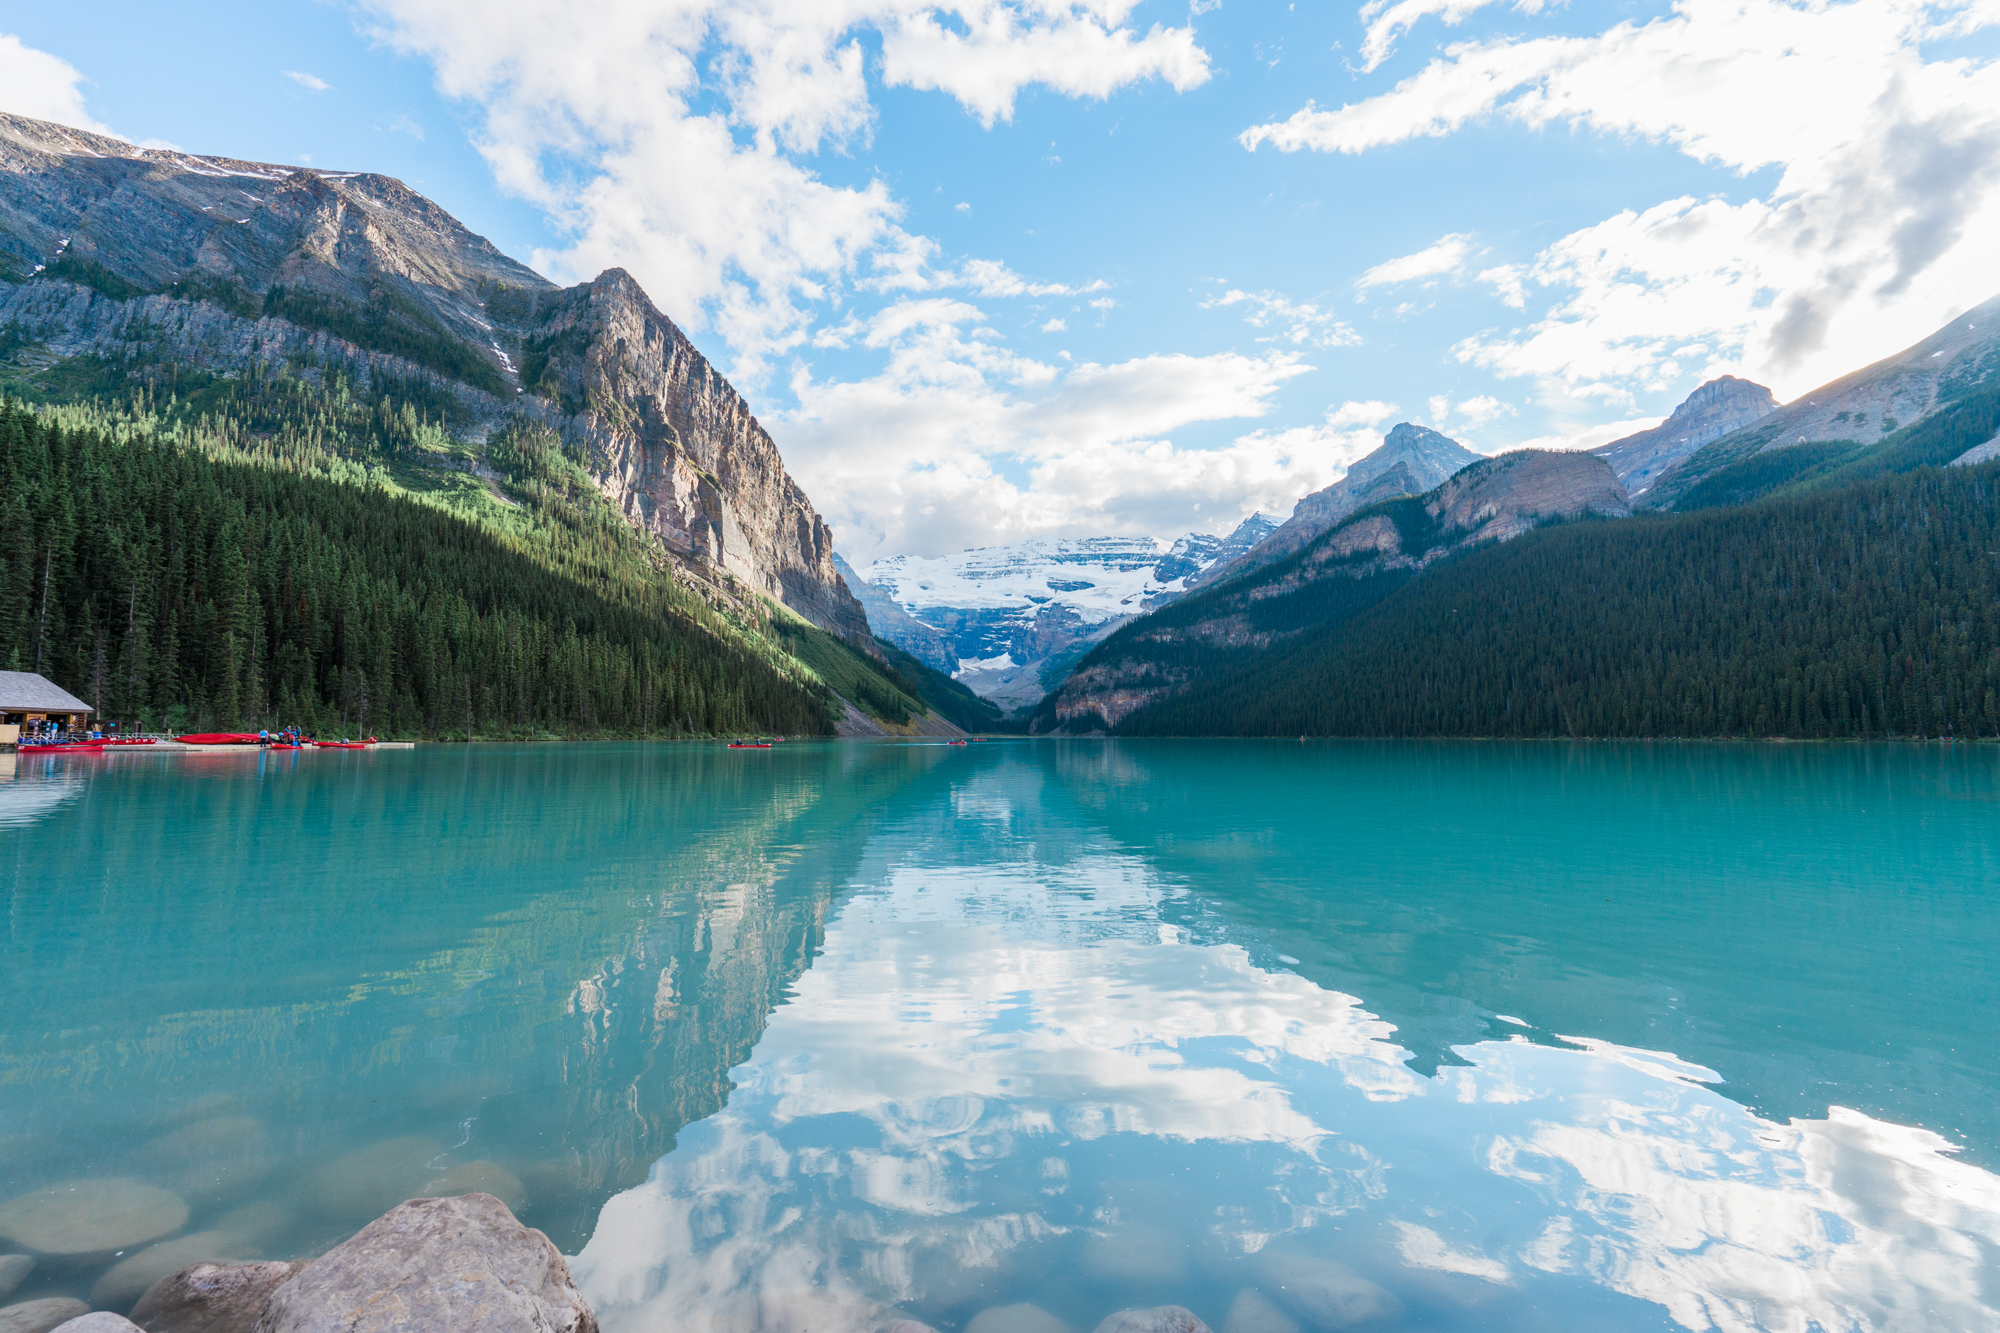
[0,671,95,738]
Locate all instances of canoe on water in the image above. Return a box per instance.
[177,733,263,745]
[20,743,105,754]
[312,742,370,749]
[726,743,773,749]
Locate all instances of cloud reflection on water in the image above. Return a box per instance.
[573,847,2000,1333]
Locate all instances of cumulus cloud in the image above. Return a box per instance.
[1245,0,2000,401]
[1355,232,1474,292]
[769,298,1333,559]
[360,0,1208,373]
[0,32,114,134]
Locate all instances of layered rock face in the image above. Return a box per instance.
[1644,295,2000,507]
[0,112,867,642]
[1042,450,1628,732]
[1192,423,1481,591]
[1591,375,1776,498]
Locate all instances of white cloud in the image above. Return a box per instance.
[283,69,333,92]
[1356,0,1548,74]
[955,200,971,211]
[1041,317,1067,332]
[360,0,1208,374]
[1245,0,2000,401]
[1202,287,1361,348]
[386,113,424,140]
[0,32,113,134]
[772,298,1325,559]
[1355,232,1474,292]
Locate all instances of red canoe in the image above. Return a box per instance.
[177,733,263,745]
[313,741,370,749]
[20,743,106,754]
[726,743,772,749]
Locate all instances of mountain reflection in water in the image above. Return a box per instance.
[1,742,1995,1332]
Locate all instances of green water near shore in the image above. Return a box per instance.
[1,741,1995,1330]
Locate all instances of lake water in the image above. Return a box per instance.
[1,741,1996,1332]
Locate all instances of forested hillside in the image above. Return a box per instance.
[0,381,885,738]
[1102,461,2000,739]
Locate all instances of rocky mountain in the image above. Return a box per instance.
[0,111,868,644]
[1645,295,2000,509]
[1590,375,1777,499]
[1039,450,1628,732]
[1191,423,1482,591]
[847,514,1277,712]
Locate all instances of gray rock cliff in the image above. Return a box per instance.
[1590,375,1777,498]
[0,111,867,642]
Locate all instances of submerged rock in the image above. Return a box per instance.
[258,1193,593,1333]
[416,1162,526,1213]
[305,1139,440,1222]
[882,1321,942,1333]
[1221,1289,1298,1333]
[0,1299,90,1333]
[207,1205,294,1253]
[965,1304,1072,1333]
[1079,1225,1187,1285]
[0,1257,30,1302]
[1091,1307,1211,1333]
[91,1232,252,1308]
[133,1120,272,1200]
[0,1181,189,1255]
[1251,1254,1401,1331]
[50,1316,145,1333]
[130,1260,303,1333]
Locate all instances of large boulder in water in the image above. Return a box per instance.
[256,1194,594,1333]
[130,1261,304,1333]
[50,1316,145,1333]
[0,1257,30,1302]
[0,1181,188,1255]
[92,1233,255,1307]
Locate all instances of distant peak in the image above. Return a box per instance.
[1669,375,1777,421]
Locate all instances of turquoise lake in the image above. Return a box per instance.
[1,740,1996,1331]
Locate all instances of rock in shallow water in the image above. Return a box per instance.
[258,1193,593,1333]
[133,1120,272,1200]
[966,1305,1071,1333]
[130,1261,303,1333]
[0,1257,31,1303]
[1079,1226,1187,1285]
[91,1232,254,1308]
[1091,1306,1211,1333]
[1251,1254,1401,1331]
[0,1181,189,1256]
[0,1299,90,1333]
[49,1315,144,1333]
[1221,1289,1298,1333]
[305,1140,440,1223]
[415,1162,526,1213]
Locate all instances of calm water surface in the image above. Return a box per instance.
[0,741,1996,1332]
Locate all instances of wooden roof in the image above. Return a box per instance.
[0,671,95,714]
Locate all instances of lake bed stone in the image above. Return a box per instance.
[130,1260,304,1333]
[1092,1306,1212,1333]
[305,1139,440,1222]
[0,1257,30,1303]
[1251,1253,1402,1331]
[965,1304,1071,1333]
[883,1321,942,1333]
[1221,1289,1299,1333]
[91,1233,254,1308]
[0,1299,90,1333]
[133,1120,271,1200]
[0,1181,189,1256]
[258,1193,593,1333]
[1079,1225,1186,1285]
[415,1162,526,1213]
[49,1315,145,1333]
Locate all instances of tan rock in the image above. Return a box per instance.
[256,1194,593,1333]
[0,1181,188,1255]
[0,1257,30,1303]
[0,1300,90,1333]
[49,1315,144,1333]
[305,1139,440,1221]
[133,1120,271,1200]
[130,1260,304,1333]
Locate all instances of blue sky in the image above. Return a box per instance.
[7,0,2000,560]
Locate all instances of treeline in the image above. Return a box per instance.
[0,401,833,738]
[1116,462,2000,739]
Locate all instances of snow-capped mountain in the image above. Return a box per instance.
[846,515,1276,712]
